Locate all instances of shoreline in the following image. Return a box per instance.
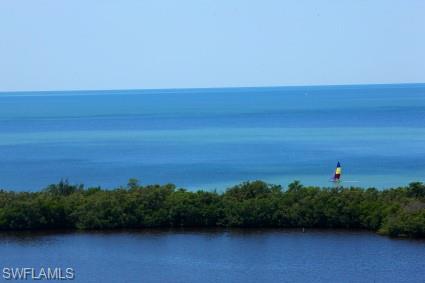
[1,180,424,238]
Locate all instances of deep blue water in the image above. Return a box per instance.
[0,84,424,190]
[0,229,424,283]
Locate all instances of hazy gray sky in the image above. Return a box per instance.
[1,0,424,91]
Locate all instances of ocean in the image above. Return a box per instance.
[0,84,424,191]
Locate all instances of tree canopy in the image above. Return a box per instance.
[0,180,424,238]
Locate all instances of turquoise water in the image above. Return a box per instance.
[0,84,424,190]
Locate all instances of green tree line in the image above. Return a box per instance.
[0,179,424,238]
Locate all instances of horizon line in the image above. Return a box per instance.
[1,82,425,95]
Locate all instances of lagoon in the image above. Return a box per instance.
[1,229,424,283]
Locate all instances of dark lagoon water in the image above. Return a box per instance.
[0,84,424,190]
[0,229,424,283]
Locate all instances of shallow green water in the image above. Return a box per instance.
[0,84,424,190]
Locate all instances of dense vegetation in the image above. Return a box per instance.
[0,179,424,238]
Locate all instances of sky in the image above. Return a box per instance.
[0,0,424,92]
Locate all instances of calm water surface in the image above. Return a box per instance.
[0,84,424,190]
[0,229,424,283]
